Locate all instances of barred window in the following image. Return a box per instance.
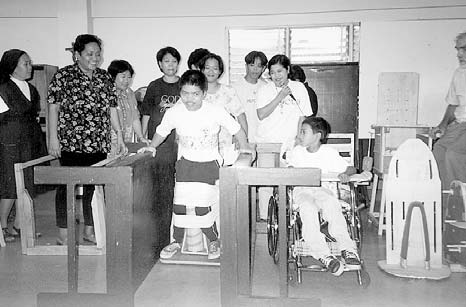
[228,24,360,82]
[228,29,285,84]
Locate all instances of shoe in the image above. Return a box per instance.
[319,255,343,276]
[56,237,67,245]
[208,240,220,260]
[341,250,361,269]
[2,228,15,243]
[160,242,181,259]
[56,228,67,245]
[83,226,97,245]
[83,234,97,244]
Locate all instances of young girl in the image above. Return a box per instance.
[138,70,252,260]
[107,59,149,156]
[199,53,248,165]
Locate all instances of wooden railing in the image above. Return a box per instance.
[219,151,322,306]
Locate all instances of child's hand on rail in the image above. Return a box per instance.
[338,173,351,183]
[137,146,157,157]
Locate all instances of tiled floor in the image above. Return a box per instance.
[1,189,465,307]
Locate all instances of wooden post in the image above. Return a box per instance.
[34,152,168,306]
[14,155,56,254]
[220,150,322,306]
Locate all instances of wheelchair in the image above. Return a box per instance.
[266,174,371,287]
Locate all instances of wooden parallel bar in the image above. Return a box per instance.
[237,184,251,296]
[17,155,56,170]
[104,183,133,297]
[34,163,135,304]
[220,166,239,307]
[34,166,131,185]
[14,162,30,253]
[67,184,78,293]
[220,153,322,306]
[277,185,288,298]
[235,167,321,186]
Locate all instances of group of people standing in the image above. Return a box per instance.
[0,33,319,258]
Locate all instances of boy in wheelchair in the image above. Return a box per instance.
[284,116,361,276]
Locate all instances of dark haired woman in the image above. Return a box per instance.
[107,59,149,156]
[289,64,318,117]
[0,49,46,242]
[47,34,127,244]
[255,54,313,221]
[140,47,181,249]
[199,53,248,165]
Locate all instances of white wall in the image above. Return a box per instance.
[359,20,466,137]
[1,0,466,137]
[0,18,58,65]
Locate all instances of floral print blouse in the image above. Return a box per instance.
[47,64,117,153]
[204,84,244,155]
[109,88,140,157]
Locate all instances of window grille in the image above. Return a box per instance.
[228,24,360,83]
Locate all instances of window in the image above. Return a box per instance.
[228,29,286,84]
[228,24,360,83]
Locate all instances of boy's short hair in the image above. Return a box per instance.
[198,53,224,77]
[289,64,306,83]
[156,47,181,70]
[180,69,207,92]
[187,48,210,69]
[302,116,331,143]
[244,51,268,67]
[107,59,134,80]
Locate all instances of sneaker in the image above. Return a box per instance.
[208,240,220,260]
[319,255,343,276]
[341,250,361,269]
[160,242,181,259]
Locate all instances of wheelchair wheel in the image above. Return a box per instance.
[347,208,363,251]
[356,265,371,288]
[267,195,279,262]
[353,210,363,251]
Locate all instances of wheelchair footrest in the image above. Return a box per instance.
[293,240,340,257]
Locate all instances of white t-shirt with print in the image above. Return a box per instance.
[256,79,312,144]
[156,101,241,162]
[232,77,268,143]
[285,144,349,198]
[285,144,348,173]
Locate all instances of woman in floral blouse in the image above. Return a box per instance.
[107,59,149,157]
[47,34,127,245]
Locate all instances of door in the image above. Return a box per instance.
[302,63,359,134]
